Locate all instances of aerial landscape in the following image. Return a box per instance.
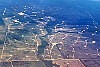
[0,0,100,67]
